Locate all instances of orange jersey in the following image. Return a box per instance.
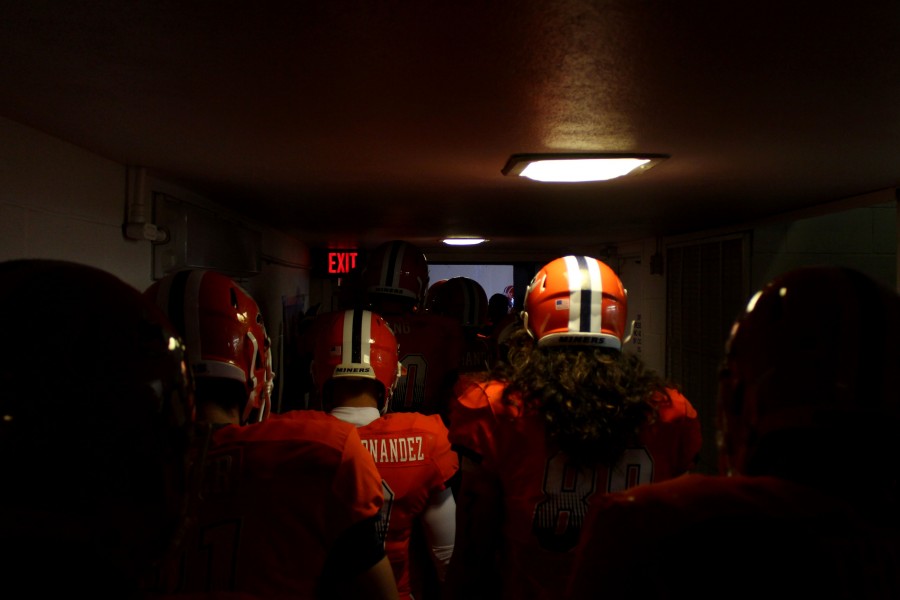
[567,473,900,598]
[449,379,702,599]
[357,412,459,599]
[167,411,383,599]
[380,311,464,415]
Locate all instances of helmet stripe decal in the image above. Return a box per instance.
[381,241,404,289]
[182,271,207,366]
[565,255,603,334]
[586,258,603,334]
[162,270,205,366]
[344,308,372,365]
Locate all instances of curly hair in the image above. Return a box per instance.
[491,328,671,467]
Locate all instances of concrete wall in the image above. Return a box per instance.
[0,116,312,403]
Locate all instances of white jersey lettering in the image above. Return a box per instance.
[360,436,426,463]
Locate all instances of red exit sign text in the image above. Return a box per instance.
[328,251,358,274]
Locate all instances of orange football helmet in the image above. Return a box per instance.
[145,269,274,424]
[522,255,628,349]
[311,308,403,414]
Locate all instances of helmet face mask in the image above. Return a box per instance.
[144,269,275,424]
[522,255,628,350]
[312,308,402,415]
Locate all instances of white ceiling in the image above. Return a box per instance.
[1,1,898,261]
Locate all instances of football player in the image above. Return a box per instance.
[361,240,464,417]
[146,269,398,599]
[566,266,900,598]
[313,307,459,600]
[428,276,493,378]
[0,259,196,599]
[446,255,702,599]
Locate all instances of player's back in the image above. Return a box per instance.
[568,473,900,599]
[357,412,459,597]
[450,379,702,599]
[171,410,383,599]
[456,330,492,376]
[379,310,464,416]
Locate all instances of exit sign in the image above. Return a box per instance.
[327,250,358,274]
[313,248,365,278]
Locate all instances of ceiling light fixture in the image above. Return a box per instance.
[442,237,487,246]
[502,153,668,183]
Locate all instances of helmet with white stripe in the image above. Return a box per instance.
[362,240,430,309]
[522,255,627,350]
[312,308,402,414]
[144,269,274,424]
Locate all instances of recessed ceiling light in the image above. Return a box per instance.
[442,237,487,246]
[502,153,668,183]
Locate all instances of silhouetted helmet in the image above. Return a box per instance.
[362,240,430,308]
[0,259,196,564]
[423,278,448,313]
[717,266,900,476]
[429,276,489,327]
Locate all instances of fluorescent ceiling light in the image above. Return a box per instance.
[442,237,487,246]
[502,153,668,183]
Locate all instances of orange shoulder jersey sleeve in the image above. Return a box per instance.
[663,388,703,472]
[644,388,703,476]
[417,412,459,487]
[447,379,511,470]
